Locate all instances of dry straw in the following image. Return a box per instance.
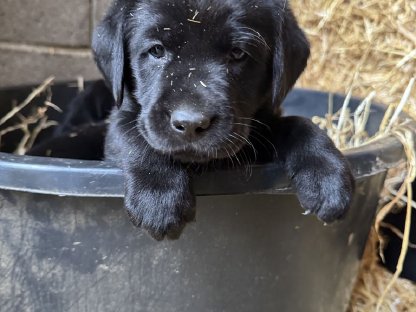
[312,78,416,311]
[292,0,416,118]
[291,0,416,310]
[349,230,416,312]
[0,76,59,155]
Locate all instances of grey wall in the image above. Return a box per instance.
[0,0,112,87]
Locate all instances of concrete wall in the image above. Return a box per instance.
[0,0,113,87]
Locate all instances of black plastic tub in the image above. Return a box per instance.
[0,84,408,312]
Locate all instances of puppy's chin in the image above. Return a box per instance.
[170,145,245,164]
[139,120,250,164]
[142,140,246,164]
[170,152,216,164]
[140,129,247,164]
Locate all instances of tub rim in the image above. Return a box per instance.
[0,133,406,197]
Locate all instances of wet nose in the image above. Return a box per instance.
[170,109,213,140]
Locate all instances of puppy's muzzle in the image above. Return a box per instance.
[170,107,216,142]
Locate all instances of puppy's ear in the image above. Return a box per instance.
[92,3,126,107]
[272,7,310,106]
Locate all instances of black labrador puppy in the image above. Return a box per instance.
[29,81,113,160]
[92,0,354,240]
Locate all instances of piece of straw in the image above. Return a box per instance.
[0,76,55,127]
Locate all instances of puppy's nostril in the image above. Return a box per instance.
[170,109,214,139]
[197,118,211,132]
[173,122,186,132]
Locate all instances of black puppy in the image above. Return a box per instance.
[28,81,113,160]
[92,0,355,240]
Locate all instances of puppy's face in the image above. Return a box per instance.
[93,0,310,163]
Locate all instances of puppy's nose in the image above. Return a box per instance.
[170,109,212,139]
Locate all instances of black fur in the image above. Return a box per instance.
[28,81,113,160]
[92,0,355,240]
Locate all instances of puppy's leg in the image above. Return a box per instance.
[106,112,195,240]
[123,160,196,241]
[273,116,355,222]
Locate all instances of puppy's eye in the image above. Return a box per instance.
[230,47,247,61]
[149,45,166,58]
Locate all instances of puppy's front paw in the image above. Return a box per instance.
[293,161,354,223]
[125,187,195,241]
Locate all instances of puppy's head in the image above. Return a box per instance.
[93,0,309,163]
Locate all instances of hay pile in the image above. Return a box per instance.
[292,0,416,117]
[349,230,416,312]
[291,1,416,310]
